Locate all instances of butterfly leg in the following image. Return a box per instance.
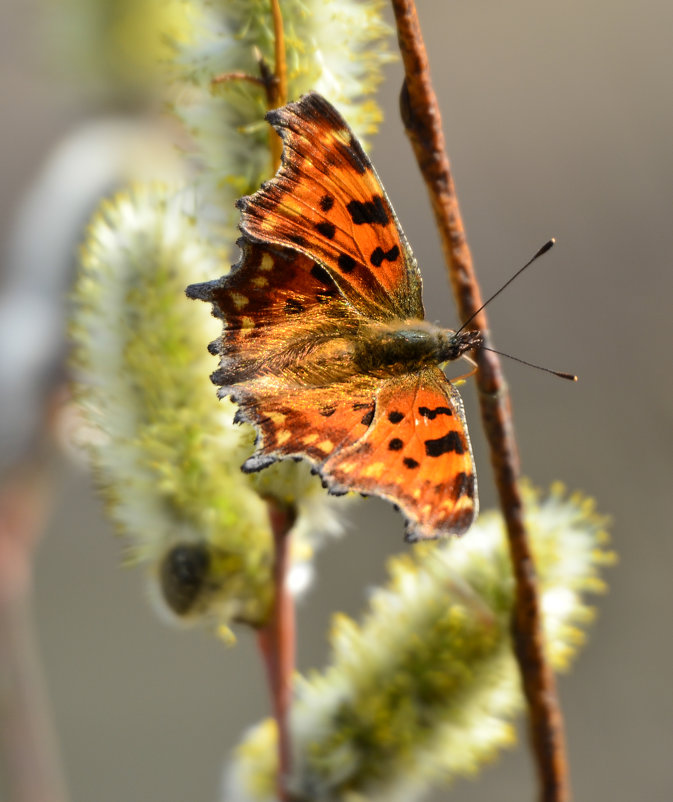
[449,353,479,384]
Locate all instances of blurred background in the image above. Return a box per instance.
[1,1,671,800]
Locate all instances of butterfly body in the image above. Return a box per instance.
[187,93,481,541]
[352,322,482,377]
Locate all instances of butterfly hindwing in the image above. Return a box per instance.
[238,93,424,321]
[323,367,478,541]
[230,376,380,472]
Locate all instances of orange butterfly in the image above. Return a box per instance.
[187,93,483,541]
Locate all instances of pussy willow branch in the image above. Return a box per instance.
[256,500,296,802]
[389,2,570,801]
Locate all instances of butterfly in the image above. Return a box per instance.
[187,93,483,541]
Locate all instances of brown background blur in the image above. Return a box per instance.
[2,1,672,800]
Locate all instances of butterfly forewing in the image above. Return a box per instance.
[238,93,424,321]
[187,241,363,388]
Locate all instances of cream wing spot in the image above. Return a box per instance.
[259,253,274,271]
[230,292,249,310]
[363,461,385,479]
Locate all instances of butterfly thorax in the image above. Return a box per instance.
[353,321,482,376]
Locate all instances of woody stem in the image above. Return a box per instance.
[267,0,288,171]
[211,72,266,87]
[256,500,296,802]
[390,2,570,801]
[270,0,288,108]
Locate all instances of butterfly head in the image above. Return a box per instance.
[437,329,483,363]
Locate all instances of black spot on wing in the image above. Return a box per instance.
[311,263,332,285]
[320,194,335,211]
[338,253,357,273]
[388,438,404,451]
[388,411,404,423]
[315,221,336,239]
[346,196,389,225]
[360,408,375,427]
[424,431,465,457]
[403,457,420,470]
[455,472,476,499]
[418,405,453,420]
[320,406,336,417]
[288,233,307,246]
[370,245,400,267]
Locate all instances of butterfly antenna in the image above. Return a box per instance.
[482,346,577,381]
[455,238,555,336]
[454,238,577,381]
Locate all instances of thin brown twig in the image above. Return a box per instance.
[256,500,296,802]
[268,0,288,171]
[211,71,267,87]
[389,2,570,800]
[271,0,288,108]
